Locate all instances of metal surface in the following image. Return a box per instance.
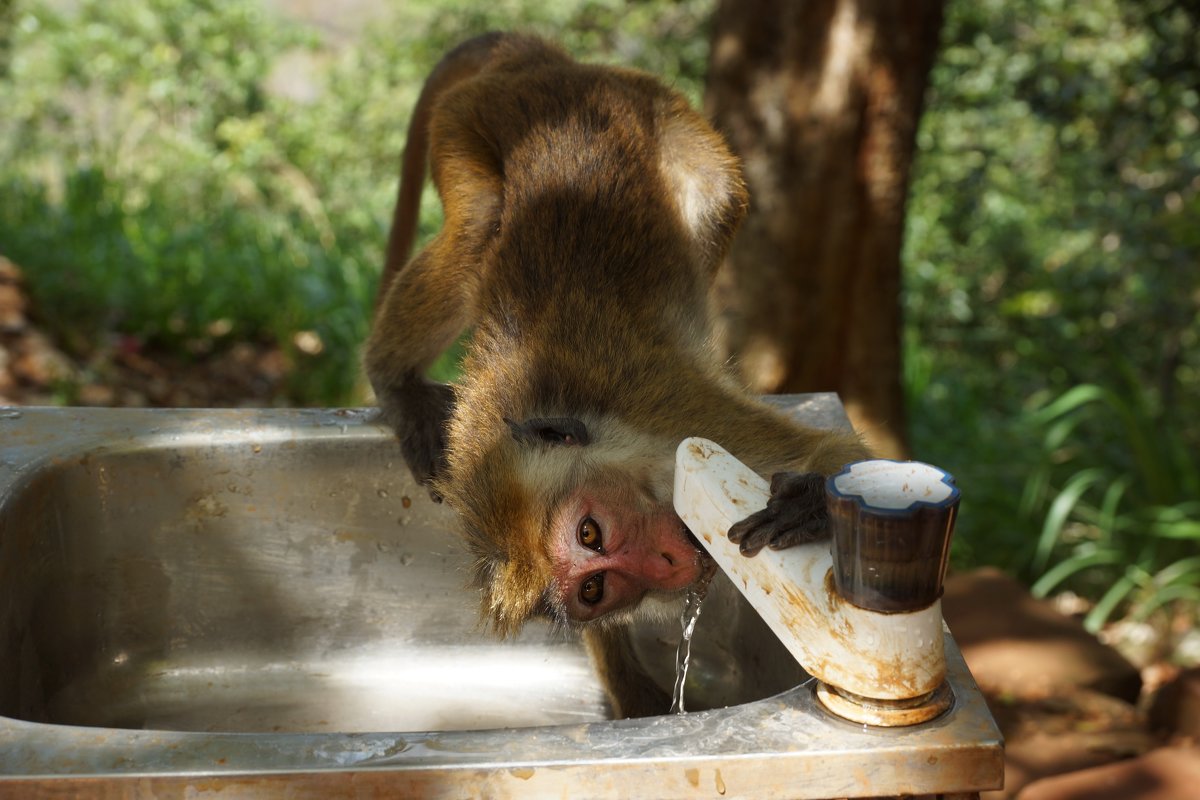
[0,396,1003,798]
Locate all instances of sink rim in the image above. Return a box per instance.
[0,403,1003,797]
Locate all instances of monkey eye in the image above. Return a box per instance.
[578,517,603,552]
[580,573,605,606]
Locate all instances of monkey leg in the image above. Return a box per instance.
[726,471,829,556]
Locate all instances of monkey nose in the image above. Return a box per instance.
[645,551,697,591]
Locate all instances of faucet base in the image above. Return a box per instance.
[815,681,954,727]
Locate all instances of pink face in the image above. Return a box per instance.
[551,484,704,622]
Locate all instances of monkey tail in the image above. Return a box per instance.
[377,32,508,310]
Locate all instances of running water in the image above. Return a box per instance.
[669,558,718,714]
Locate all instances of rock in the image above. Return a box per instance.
[943,568,1143,703]
[1016,746,1200,800]
[10,330,77,388]
[0,256,27,333]
[943,569,1157,798]
[983,687,1155,798]
[75,383,117,407]
[0,284,27,333]
[1147,666,1200,740]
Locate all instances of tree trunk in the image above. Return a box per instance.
[706,0,943,459]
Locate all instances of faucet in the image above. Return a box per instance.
[673,438,960,727]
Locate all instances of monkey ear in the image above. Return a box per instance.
[504,417,590,447]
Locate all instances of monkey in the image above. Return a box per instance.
[364,33,872,718]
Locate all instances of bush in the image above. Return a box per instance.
[905,0,1200,615]
[0,0,711,402]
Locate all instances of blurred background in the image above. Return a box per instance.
[0,0,1196,669]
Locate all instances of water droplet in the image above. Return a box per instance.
[0,410,22,420]
[377,489,389,498]
[670,559,718,715]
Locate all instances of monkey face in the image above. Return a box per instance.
[548,482,704,624]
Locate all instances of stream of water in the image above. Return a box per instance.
[669,559,718,714]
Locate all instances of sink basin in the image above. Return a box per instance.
[0,396,1003,797]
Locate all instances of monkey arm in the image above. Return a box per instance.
[582,626,671,719]
[366,34,512,494]
[365,245,473,495]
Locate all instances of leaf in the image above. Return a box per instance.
[1033,467,1107,573]
[1133,584,1200,622]
[1027,384,1108,427]
[1084,573,1139,633]
[1031,549,1121,598]
[1152,556,1200,589]
[1096,476,1132,542]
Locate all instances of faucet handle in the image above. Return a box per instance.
[826,460,960,612]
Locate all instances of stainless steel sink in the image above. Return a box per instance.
[0,397,1002,797]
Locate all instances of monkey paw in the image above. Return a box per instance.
[726,471,828,557]
[385,378,455,502]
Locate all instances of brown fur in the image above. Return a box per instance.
[364,33,871,717]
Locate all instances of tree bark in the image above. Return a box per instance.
[706,0,943,459]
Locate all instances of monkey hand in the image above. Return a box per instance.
[383,377,456,501]
[726,471,828,557]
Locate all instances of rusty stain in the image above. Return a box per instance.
[684,768,699,787]
[401,496,412,509]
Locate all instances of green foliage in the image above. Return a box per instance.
[0,0,710,403]
[905,0,1200,613]
[1,0,365,401]
[1022,377,1200,632]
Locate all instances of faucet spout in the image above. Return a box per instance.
[672,438,956,727]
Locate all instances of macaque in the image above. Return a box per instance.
[365,33,871,717]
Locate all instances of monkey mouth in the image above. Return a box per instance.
[681,522,704,554]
